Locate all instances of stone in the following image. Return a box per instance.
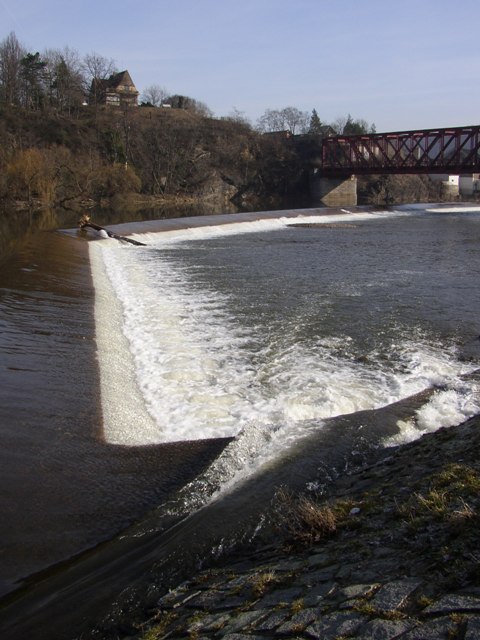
[221,610,270,635]
[372,546,397,559]
[400,617,457,639]
[335,564,354,580]
[337,583,381,609]
[303,581,337,606]
[268,558,304,572]
[355,618,414,639]
[253,610,290,631]
[306,611,367,639]
[465,616,480,639]
[276,608,319,634]
[184,591,248,611]
[221,635,264,640]
[188,612,231,633]
[223,575,251,592]
[307,553,337,569]
[301,566,339,585]
[157,586,196,609]
[423,594,480,614]
[370,579,422,613]
[253,586,303,609]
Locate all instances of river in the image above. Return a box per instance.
[1,203,479,638]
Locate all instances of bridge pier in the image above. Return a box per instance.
[310,171,357,207]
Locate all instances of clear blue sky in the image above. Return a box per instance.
[1,0,479,132]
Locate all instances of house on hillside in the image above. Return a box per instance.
[90,70,139,107]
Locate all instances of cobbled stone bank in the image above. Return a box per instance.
[98,415,480,640]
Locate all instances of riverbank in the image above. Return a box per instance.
[89,412,480,640]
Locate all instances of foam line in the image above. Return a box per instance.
[89,241,160,445]
[128,210,400,245]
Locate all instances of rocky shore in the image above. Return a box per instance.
[90,412,480,640]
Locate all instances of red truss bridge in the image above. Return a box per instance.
[321,125,480,176]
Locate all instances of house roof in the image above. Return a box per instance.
[105,70,137,91]
[92,70,139,96]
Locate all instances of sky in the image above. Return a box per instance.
[1,0,479,133]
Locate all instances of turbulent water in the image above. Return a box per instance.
[85,204,480,519]
[93,206,480,448]
[1,203,480,638]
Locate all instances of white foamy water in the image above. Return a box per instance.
[89,211,479,454]
[386,386,480,447]
[128,210,402,246]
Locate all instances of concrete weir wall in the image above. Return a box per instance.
[311,173,358,207]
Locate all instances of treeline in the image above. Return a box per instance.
[0,103,443,211]
[1,32,93,113]
[0,32,320,210]
[0,30,444,211]
[0,103,309,210]
[0,30,376,134]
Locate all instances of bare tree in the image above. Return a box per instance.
[330,115,348,135]
[226,107,252,127]
[282,107,309,135]
[141,84,169,106]
[43,47,85,112]
[256,108,287,133]
[82,52,116,104]
[256,106,309,134]
[0,32,25,105]
[331,114,376,135]
[166,94,213,117]
[191,98,213,117]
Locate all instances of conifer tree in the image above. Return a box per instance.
[308,108,322,134]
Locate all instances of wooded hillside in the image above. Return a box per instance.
[0,104,309,211]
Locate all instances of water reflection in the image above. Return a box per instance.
[0,209,76,264]
[0,202,239,264]
[0,195,314,264]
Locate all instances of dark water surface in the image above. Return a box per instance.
[0,229,230,595]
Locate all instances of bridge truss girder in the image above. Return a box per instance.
[321,125,480,176]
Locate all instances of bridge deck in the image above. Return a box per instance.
[321,125,480,176]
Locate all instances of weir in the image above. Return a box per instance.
[2,205,480,640]
[91,208,480,448]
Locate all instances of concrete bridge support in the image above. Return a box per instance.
[310,172,357,207]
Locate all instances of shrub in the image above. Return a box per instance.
[6,148,62,204]
[91,163,141,198]
[272,487,357,546]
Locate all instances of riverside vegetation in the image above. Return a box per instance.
[0,103,307,213]
[0,103,450,215]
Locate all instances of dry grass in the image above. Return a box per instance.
[272,487,357,547]
[140,611,178,640]
[398,463,480,531]
[248,570,279,597]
